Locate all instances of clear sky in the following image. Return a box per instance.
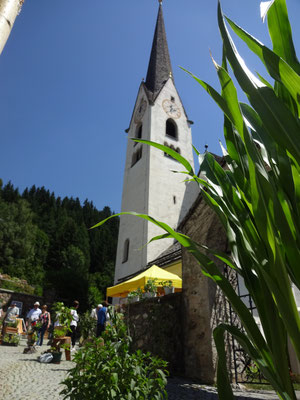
[0,0,299,213]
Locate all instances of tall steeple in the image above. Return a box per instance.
[113,1,196,287]
[145,2,173,100]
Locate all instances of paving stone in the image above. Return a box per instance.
[0,339,299,400]
[0,338,74,400]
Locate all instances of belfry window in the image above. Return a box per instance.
[166,119,178,140]
[122,239,129,263]
[136,124,142,139]
[131,146,143,167]
[134,124,142,146]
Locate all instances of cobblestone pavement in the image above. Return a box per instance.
[166,377,300,400]
[0,339,299,400]
[0,338,74,400]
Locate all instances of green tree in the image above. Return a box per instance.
[0,198,44,289]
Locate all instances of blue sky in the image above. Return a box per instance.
[0,0,299,213]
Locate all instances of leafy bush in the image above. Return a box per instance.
[0,273,35,295]
[61,307,168,400]
[78,311,96,341]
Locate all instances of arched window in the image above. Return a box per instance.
[122,239,129,263]
[166,119,178,140]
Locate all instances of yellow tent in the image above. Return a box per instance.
[106,265,182,298]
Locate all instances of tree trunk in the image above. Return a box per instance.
[0,0,23,55]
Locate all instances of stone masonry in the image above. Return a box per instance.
[179,194,229,383]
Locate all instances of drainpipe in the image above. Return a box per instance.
[0,0,24,55]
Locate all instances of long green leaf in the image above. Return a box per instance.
[214,324,294,400]
[225,15,300,113]
[267,0,300,73]
[218,2,300,165]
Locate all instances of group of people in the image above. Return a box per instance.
[26,301,51,346]
[1,299,109,348]
[90,301,109,338]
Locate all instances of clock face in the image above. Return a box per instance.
[134,99,147,122]
[162,99,181,119]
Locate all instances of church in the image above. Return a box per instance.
[114,1,199,286]
[112,1,229,382]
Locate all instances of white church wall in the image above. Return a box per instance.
[147,79,195,262]
[114,88,151,282]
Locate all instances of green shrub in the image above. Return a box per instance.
[78,311,96,341]
[61,307,168,400]
[0,274,35,294]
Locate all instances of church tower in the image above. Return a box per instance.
[114,2,196,284]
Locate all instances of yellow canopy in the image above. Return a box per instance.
[106,265,182,298]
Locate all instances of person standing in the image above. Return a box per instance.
[70,300,79,350]
[26,301,41,328]
[5,302,19,322]
[36,305,50,346]
[96,301,108,338]
[90,304,102,320]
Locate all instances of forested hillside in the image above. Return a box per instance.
[0,179,119,309]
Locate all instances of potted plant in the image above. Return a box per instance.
[127,287,143,302]
[3,320,18,335]
[50,332,71,363]
[2,333,20,346]
[143,279,157,298]
[160,280,175,295]
[50,302,72,363]
[27,320,41,345]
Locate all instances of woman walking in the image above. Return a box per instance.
[36,305,50,346]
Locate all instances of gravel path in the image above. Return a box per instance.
[1,338,299,400]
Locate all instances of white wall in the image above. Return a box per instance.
[114,79,198,283]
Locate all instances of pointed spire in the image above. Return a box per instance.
[145,2,173,99]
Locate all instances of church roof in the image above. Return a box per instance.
[145,3,173,101]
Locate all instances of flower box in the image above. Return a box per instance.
[2,341,18,347]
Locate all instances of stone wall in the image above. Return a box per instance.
[124,293,184,374]
[179,194,229,383]
[0,289,43,318]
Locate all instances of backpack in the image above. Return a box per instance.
[39,353,53,363]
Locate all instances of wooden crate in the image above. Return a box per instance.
[3,326,18,335]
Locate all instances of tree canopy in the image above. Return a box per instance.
[0,180,119,309]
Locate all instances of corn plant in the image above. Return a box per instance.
[92,0,300,398]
